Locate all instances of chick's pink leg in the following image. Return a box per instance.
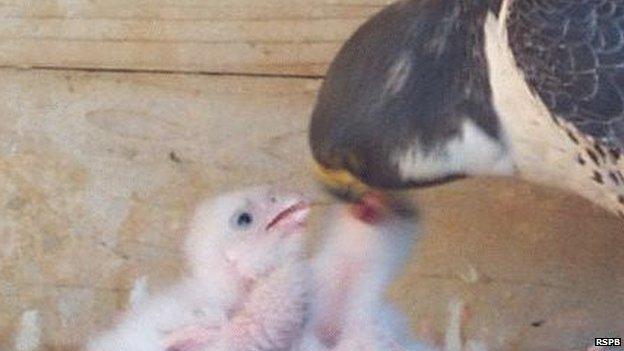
[222,264,309,351]
[164,325,220,351]
[164,265,307,351]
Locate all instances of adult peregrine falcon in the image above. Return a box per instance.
[309,0,624,217]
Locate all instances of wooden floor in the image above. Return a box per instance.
[1,1,623,350]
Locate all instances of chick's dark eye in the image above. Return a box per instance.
[237,212,253,227]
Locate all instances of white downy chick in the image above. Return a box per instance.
[299,192,431,351]
[299,193,488,351]
[86,185,311,351]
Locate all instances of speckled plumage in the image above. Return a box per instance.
[486,0,624,217]
[507,0,624,150]
[503,0,624,217]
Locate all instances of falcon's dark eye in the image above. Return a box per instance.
[236,212,253,227]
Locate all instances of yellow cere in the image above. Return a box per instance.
[313,162,370,197]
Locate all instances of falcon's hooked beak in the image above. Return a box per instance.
[313,162,370,201]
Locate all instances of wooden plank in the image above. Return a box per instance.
[0,0,394,75]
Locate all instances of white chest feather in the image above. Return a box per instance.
[395,119,514,182]
[484,10,624,218]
